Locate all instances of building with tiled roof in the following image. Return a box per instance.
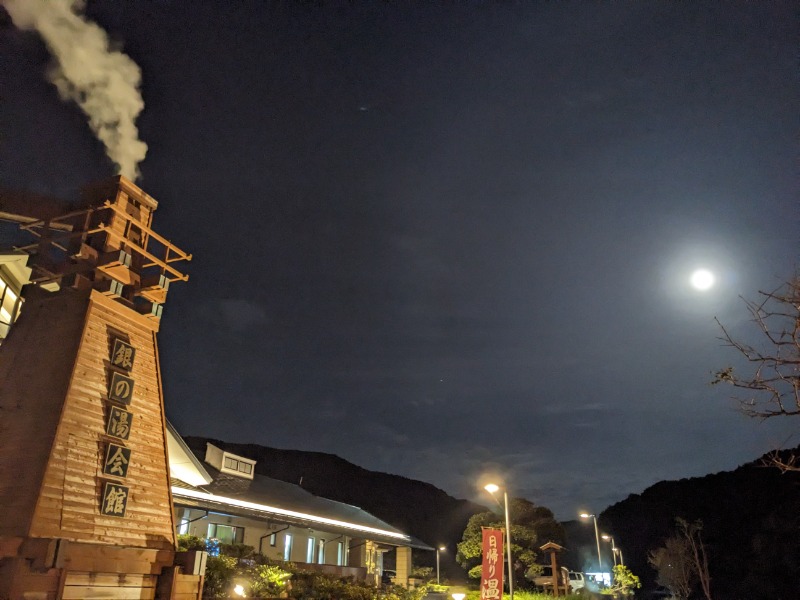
[166,423,431,587]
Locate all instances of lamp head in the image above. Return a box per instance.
[484,483,500,494]
[601,534,610,541]
[439,545,446,551]
[579,512,594,519]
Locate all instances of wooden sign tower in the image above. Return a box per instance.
[0,177,199,599]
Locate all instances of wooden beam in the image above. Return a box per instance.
[96,225,189,282]
[0,536,23,559]
[101,201,192,262]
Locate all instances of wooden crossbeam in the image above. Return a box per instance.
[95,224,189,282]
[101,201,192,262]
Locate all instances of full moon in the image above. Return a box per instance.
[690,269,715,290]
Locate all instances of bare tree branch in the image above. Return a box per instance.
[713,275,800,470]
[676,518,712,600]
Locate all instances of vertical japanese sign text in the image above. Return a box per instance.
[480,527,505,600]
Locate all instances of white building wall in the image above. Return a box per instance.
[176,508,353,566]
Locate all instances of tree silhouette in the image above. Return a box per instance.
[713,275,800,470]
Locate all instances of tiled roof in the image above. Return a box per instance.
[172,464,432,550]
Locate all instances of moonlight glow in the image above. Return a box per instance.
[690,269,715,290]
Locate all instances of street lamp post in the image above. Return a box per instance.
[601,534,617,566]
[436,546,446,585]
[580,513,603,571]
[615,547,624,566]
[485,484,514,600]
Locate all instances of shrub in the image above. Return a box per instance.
[464,592,585,600]
[176,534,206,552]
[288,570,373,600]
[197,539,432,600]
[219,542,256,559]
[248,563,292,598]
[203,555,238,599]
[410,566,433,579]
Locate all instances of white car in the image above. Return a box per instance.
[567,570,586,592]
[533,567,585,593]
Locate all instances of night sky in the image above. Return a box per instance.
[1,1,797,519]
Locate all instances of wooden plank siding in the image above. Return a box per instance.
[155,569,204,600]
[27,290,176,550]
[0,177,199,599]
[62,571,157,600]
[0,287,182,598]
[0,289,91,538]
[172,574,203,600]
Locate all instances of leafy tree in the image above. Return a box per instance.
[605,564,640,597]
[524,563,544,582]
[713,276,800,470]
[456,498,564,584]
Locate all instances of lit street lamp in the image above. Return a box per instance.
[485,483,514,600]
[601,534,617,566]
[580,513,603,570]
[437,545,446,585]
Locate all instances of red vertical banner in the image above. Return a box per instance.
[480,527,504,599]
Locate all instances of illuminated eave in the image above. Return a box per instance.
[171,486,410,542]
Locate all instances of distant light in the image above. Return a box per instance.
[484,483,500,493]
[233,584,246,597]
[690,269,715,290]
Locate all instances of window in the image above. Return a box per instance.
[306,537,316,563]
[318,539,325,564]
[269,533,277,547]
[283,534,293,561]
[224,456,251,473]
[177,510,192,535]
[207,523,244,544]
[337,542,344,566]
[221,454,254,477]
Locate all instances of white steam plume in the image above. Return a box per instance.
[2,0,147,180]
